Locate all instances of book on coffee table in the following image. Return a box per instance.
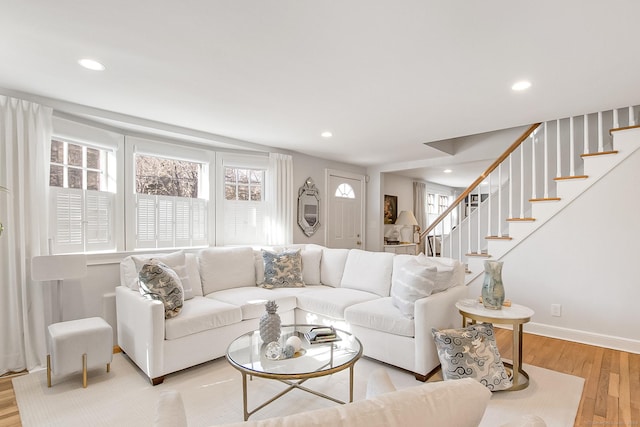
[304,326,341,344]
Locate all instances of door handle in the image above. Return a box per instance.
[356,241,362,245]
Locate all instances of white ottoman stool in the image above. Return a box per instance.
[47,317,113,388]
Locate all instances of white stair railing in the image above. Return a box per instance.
[421,105,638,269]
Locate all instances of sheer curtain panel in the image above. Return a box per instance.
[413,181,427,255]
[266,153,293,245]
[0,96,52,375]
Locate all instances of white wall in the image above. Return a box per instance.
[468,144,640,352]
[291,152,366,245]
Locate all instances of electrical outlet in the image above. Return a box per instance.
[551,304,562,317]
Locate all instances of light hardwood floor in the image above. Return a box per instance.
[0,330,638,426]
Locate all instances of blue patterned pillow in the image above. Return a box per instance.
[260,249,305,288]
[432,323,512,391]
[139,260,184,319]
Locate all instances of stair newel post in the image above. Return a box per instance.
[487,173,492,238]
[476,187,481,254]
[531,133,537,200]
[613,108,619,129]
[556,119,562,178]
[598,111,604,152]
[583,114,590,155]
[543,122,549,199]
[498,163,503,237]
[569,116,575,176]
[629,106,635,127]
[508,153,514,220]
[519,143,525,218]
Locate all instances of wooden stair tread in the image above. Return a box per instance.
[610,124,640,134]
[485,236,513,240]
[465,252,491,258]
[529,197,561,202]
[554,175,589,181]
[506,217,536,222]
[581,150,618,158]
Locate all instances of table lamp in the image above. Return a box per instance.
[32,254,87,323]
[395,211,419,244]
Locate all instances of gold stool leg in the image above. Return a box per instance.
[82,353,87,388]
[106,363,110,373]
[47,354,52,388]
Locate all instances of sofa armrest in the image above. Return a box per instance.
[413,285,469,376]
[115,285,165,380]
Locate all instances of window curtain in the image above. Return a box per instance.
[266,153,293,245]
[413,181,427,255]
[0,96,52,375]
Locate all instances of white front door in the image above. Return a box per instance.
[326,170,365,249]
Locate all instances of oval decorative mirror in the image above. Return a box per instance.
[298,177,320,237]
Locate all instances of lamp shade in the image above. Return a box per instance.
[395,210,419,226]
[31,254,87,281]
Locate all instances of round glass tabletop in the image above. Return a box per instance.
[226,324,362,380]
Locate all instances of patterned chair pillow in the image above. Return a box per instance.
[432,323,512,391]
[260,249,305,288]
[139,259,184,319]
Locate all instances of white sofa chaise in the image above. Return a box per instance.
[115,244,468,385]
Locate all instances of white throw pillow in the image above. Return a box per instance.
[391,258,438,318]
[199,246,256,295]
[301,247,322,285]
[416,254,462,293]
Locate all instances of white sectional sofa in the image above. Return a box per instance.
[115,244,468,385]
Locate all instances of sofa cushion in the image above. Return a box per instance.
[199,247,256,294]
[320,248,349,287]
[260,249,305,288]
[390,257,438,319]
[340,249,395,297]
[184,253,203,297]
[138,260,184,319]
[345,297,415,337]
[165,296,242,340]
[432,323,513,391]
[296,287,378,320]
[207,287,297,320]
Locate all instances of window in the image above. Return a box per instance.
[49,138,116,253]
[426,189,454,235]
[335,183,355,199]
[134,153,208,249]
[221,166,266,244]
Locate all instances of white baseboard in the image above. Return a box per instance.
[496,322,640,354]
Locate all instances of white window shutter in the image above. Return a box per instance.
[157,196,175,248]
[174,198,191,247]
[136,194,157,249]
[224,200,265,245]
[191,198,208,246]
[52,187,84,253]
[85,190,115,252]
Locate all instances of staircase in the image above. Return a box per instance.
[420,106,640,284]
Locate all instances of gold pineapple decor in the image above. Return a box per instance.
[259,300,281,343]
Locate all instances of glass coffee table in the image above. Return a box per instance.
[226,324,362,421]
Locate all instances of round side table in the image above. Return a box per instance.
[455,299,534,391]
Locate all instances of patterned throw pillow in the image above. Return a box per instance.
[432,323,512,391]
[391,258,438,319]
[138,260,184,319]
[260,249,305,288]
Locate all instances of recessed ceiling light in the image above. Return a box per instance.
[78,58,106,71]
[511,80,531,91]
[443,169,452,173]
[321,131,333,138]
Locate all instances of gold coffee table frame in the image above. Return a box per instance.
[455,299,534,391]
[226,324,363,421]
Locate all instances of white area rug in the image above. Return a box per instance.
[13,353,584,427]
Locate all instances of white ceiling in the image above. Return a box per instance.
[2,1,639,177]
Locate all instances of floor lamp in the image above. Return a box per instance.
[32,254,87,323]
